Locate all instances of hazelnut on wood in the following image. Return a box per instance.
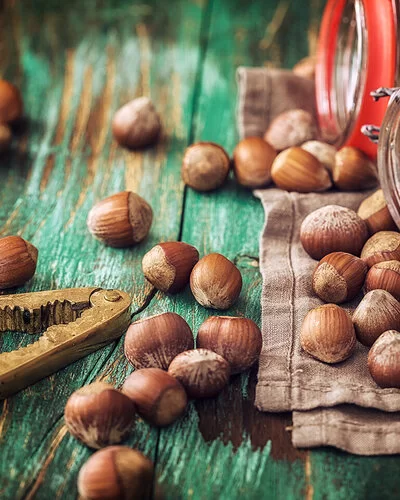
[124,312,194,370]
[312,252,367,304]
[333,147,378,191]
[301,141,336,171]
[365,260,400,300]
[352,290,400,346]
[293,56,317,80]
[196,316,262,374]
[0,124,12,153]
[300,304,356,363]
[168,348,230,398]
[181,142,230,192]
[142,241,199,293]
[357,189,397,234]
[232,137,276,188]
[270,147,331,193]
[77,446,154,500]
[190,253,242,310]
[300,205,369,260]
[0,236,38,289]
[112,96,161,149]
[87,191,153,248]
[264,109,318,152]
[122,368,187,426]
[360,231,400,267]
[368,330,400,388]
[0,79,23,123]
[64,382,135,449]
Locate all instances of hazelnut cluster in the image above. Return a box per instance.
[299,196,400,388]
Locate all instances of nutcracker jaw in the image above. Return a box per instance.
[0,287,131,399]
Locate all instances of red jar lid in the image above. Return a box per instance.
[316,0,397,158]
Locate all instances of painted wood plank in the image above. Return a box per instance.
[0,0,206,497]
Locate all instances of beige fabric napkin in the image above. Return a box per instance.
[238,66,400,455]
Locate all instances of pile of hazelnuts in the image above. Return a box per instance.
[299,192,400,390]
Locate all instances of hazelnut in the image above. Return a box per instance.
[301,141,336,171]
[292,56,317,80]
[181,142,230,192]
[124,312,194,370]
[312,252,367,304]
[365,260,400,300]
[77,446,153,500]
[352,290,400,346]
[64,382,135,449]
[0,236,38,289]
[112,96,161,149]
[360,231,400,267]
[168,348,230,398]
[232,137,276,188]
[87,191,153,248]
[196,316,262,374]
[270,147,331,193]
[264,109,318,151]
[122,368,187,426]
[0,124,12,153]
[333,147,378,191]
[368,330,400,388]
[0,79,23,123]
[142,241,199,293]
[300,205,369,260]
[190,253,242,310]
[357,189,397,234]
[300,304,356,363]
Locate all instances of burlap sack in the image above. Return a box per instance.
[238,66,400,455]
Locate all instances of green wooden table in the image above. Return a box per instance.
[1,0,400,498]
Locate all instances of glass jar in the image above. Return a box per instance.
[316,0,399,158]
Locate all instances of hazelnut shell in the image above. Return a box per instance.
[0,236,38,289]
[233,137,276,188]
[361,231,400,267]
[357,189,397,234]
[365,260,400,300]
[196,316,262,374]
[368,330,400,388]
[264,109,318,151]
[124,312,194,370]
[301,140,336,172]
[122,368,187,426]
[333,147,378,191]
[142,241,199,293]
[0,80,23,123]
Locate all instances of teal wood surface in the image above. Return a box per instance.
[1,0,400,499]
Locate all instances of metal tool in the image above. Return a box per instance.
[0,287,131,399]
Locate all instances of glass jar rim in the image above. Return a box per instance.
[316,0,398,158]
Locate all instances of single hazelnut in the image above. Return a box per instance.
[357,189,397,234]
[312,252,368,304]
[87,191,153,248]
[270,147,331,193]
[168,348,230,398]
[112,96,161,149]
[124,312,194,370]
[64,382,135,449]
[300,304,356,363]
[360,231,400,267]
[0,236,38,289]
[300,205,369,260]
[368,330,400,388]
[333,147,378,191]
[0,124,12,153]
[142,241,199,293]
[301,140,336,171]
[352,290,400,346]
[232,137,276,188]
[292,56,317,80]
[196,316,262,374]
[77,446,154,500]
[264,109,318,151]
[0,79,23,123]
[190,253,242,310]
[365,260,400,300]
[122,368,187,426]
[181,142,230,192]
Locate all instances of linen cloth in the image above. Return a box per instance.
[237,66,400,455]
